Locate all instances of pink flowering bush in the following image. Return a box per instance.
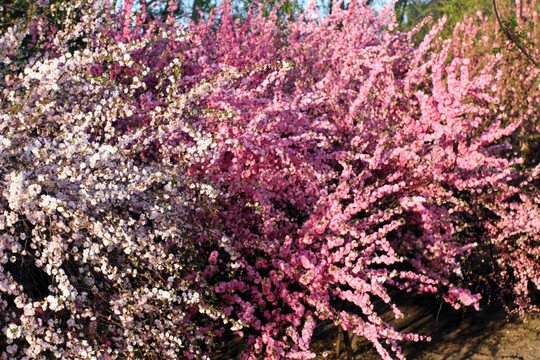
[425,0,540,315]
[1,0,539,359]
[441,0,540,167]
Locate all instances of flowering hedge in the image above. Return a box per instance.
[419,0,540,315]
[1,1,539,359]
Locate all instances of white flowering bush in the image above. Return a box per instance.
[0,1,230,359]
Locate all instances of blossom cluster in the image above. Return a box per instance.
[1,1,539,359]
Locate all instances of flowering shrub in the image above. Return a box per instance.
[443,0,540,166]
[1,1,539,360]
[422,0,540,315]
[1,2,230,359]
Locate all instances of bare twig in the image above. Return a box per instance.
[435,297,443,325]
[2,5,27,12]
[493,0,540,68]
[335,327,343,358]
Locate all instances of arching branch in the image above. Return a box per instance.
[493,0,540,68]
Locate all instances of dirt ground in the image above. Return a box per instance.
[309,294,540,360]
[213,294,540,360]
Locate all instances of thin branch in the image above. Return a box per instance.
[2,5,28,12]
[493,0,540,68]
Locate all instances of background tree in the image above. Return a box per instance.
[130,0,304,23]
[395,0,493,39]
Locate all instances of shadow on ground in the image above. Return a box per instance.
[310,294,540,360]
[213,293,540,359]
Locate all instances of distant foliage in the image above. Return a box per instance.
[394,0,493,39]
[1,1,539,360]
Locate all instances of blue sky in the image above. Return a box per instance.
[116,0,396,15]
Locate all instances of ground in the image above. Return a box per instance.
[310,294,540,360]
[213,294,540,360]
